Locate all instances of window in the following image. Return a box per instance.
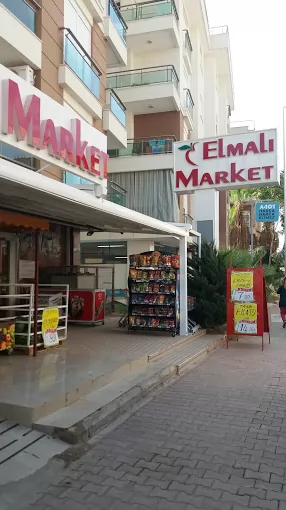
[64,0,91,55]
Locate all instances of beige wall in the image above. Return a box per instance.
[134,111,183,141]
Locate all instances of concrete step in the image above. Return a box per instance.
[34,334,224,444]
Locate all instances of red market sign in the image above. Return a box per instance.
[0,76,108,182]
[174,129,278,194]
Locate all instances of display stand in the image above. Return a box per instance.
[128,251,180,336]
[226,260,270,351]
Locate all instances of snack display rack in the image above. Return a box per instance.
[128,251,180,337]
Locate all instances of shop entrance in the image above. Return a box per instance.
[0,233,17,319]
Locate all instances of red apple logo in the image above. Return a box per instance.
[178,143,198,166]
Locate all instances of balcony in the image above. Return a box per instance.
[182,89,194,131]
[183,29,192,73]
[104,0,127,67]
[0,0,42,69]
[107,181,127,206]
[103,89,127,149]
[120,0,179,53]
[58,29,102,120]
[107,136,175,173]
[83,0,104,22]
[106,65,180,114]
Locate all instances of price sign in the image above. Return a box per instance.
[42,308,59,348]
[231,271,254,302]
[234,303,257,335]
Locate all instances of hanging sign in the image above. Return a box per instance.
[231,271,254,302]
[255,201,279,222]
[42,308,59,348]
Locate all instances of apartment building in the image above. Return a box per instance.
[105,0,235,248]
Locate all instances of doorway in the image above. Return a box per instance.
[0,234,18,319]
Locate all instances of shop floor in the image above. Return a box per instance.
[0,317,184,425]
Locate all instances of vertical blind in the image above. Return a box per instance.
[110,169,179,222]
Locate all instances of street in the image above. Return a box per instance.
[21,311,286,510]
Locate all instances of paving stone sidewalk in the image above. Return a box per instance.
[24,311,286,509]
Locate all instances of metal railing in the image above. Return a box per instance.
[109,89,126,126]
[1,0,39,33]
[107,65,179,89]
[184,89,194,116]
[183,29,193,58]
[120,0,178,22]
[62,28,101,99]
[107,181,127,206]
[108,136,176,158]
[108,0,127,43]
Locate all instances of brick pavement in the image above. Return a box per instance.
[25,312,286,510]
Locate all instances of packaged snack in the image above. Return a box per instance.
[170,285,176,294]
[139,254,147,266]
[146,254,152,266]
[144,295,150,303]
[149,271,155,280]
[152,252,161,267]
[164,284,170,293]
[153,283,160,293]
[129,255,137,267]
[151,318,159,328]
[136,270,143,280]
[147,283,153,293]
[148,307,153,316]
[147,318,152,327]
[171,255,180,268]
[158,295,165,305]
[129,316,135,325]
[169,319,175,328]
[161,271,168,280]
[141,318,147,327]
[154,271,160,280]
[135,317,141,326]
[142,271,148,280]
[169,269,176,280]
[159,284,165,293]
[129,269,137,279]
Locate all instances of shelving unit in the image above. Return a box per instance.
[128,251,180,336]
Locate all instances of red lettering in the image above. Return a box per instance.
[227,143,243,157]
[41,119,59,157]
[218,138,225,158]
[245,141,259,155]
[72,118,89,170]
[86,146,100,176]
[215,171,229,184]
[200,172,214,186]
[3,79,40,147]
[268,139,274,152]
[260,132,267,153]
[262,165,274,179]
[248,167,260,181]
[176,169,198,188]
[230,162,246,182]
[102,151,108,179]
[203,141,217,160]
[59,127,74,164]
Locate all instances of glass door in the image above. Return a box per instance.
[0,239,10,319]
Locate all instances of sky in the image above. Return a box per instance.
[206,0,286,169]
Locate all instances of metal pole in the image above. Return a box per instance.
[250,200,254,263]
[283,107,286,275]
[33,229,39,357]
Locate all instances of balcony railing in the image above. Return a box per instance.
[108,0,127,43]
[107,65,179,89]
[108,136,176,158]
[62,28,101,99]
[107,181,127,206]
[183,29,192,59]
[120,0,178,23]
[109,89,126,126]
[1,0,39,33]
[184,89,194,116]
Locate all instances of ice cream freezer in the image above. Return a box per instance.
[68,289,105,325]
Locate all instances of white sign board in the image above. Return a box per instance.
[0,64,108,187]
[174,129,278,194]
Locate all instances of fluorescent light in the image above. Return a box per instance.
[97,245,125,248]
[115,256,128,259]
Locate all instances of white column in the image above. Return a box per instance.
[179,236,188,336]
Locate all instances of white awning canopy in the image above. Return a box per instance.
[0,159,189,237]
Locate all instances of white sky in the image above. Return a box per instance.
[206,0,286,168]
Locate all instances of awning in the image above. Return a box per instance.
[0,159,189,238]
[0,211,49,230]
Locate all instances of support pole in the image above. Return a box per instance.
[33,229,39,357]
[283,107,286,275]
[250,200,254,263]
[179,236,188,336]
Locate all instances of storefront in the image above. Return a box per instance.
[0,64,190,353]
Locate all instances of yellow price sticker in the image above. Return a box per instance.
[234,303,257,322]
[42,308,59,335]
[231,271,253,291]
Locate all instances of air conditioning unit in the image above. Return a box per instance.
[9,65,35,85]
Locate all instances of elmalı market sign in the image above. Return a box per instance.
[174,129,278,194]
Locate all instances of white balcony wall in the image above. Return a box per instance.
[108,153,173,173]
[189,29,205,140]
[204,54,218,137]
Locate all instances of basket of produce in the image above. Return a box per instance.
[0,322,15,355]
